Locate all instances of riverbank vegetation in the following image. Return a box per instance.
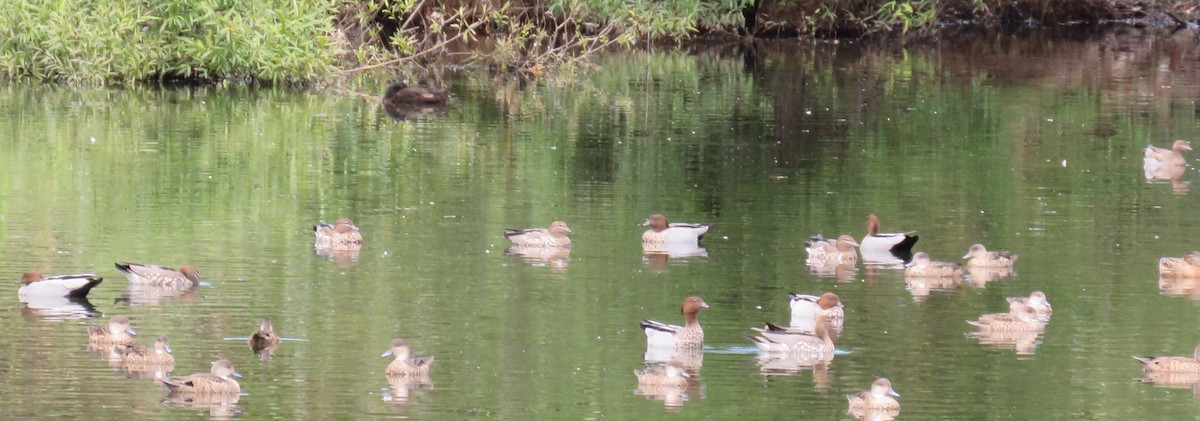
[0,0,1192,84]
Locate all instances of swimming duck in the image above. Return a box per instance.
[382,338,435,377]
[847,378,901,410]
[160,359,242,394]
[89,316,137,345]
[788,292,844,329]
[805,234,859,264]
[17,271,102,299]
[1144,140,1192,171]
[1159,251,1200,277]
[1134,344,1200,372]
[382,82,449,105]
[503,221,572,248]
[642,214,709,252]
[118,335,175,366]
[313,218,364,250]
[967,306,1046,332]
[114,262,201,288]
[904,252,963,277]
[746,314,835,359]
[859,215,918,256]
[642,296,709,349]
[634,360,691,387]
[962,244,1018,268]
[1007,291,1052,317]
[249,317,282,352]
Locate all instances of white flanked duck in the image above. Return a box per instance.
[745,314,835,361]
[788,292,844,330]
[642,214,709,253]
[503,221,572,248]
[642,296,709,350]
[114,262,201,288]
[859,214,918,258]
[1144,140,1192,172]
[17,271,102,299]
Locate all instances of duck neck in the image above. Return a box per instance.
[683,310,700,326]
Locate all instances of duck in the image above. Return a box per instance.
[382,82,449,106]
[118,335,175,366]
[382,338,435,377]
[160,359,242,394]
[1159,251,1200,277]
[1134,344,1200,372]
[1007,291,1052,317]
[847,378,901,410]
[642,214,709,252]
[88,316,137,345]
[788,292,844,329]
[859,215,918,256]
[805,234,859,264]
[642,296,709,349]
[967,306,1046,332]
[1144,140,1192,171]
[904,252,964,277]
[17,271,102,299]
[249,317,282,352]
[745,314,835,359]
[313,218,364,250]
[962,244,1018,268]
[114,262,201,288]
[634,360,691,387]
[503,221,572,248]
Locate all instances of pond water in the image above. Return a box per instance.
[3,27,1200,419]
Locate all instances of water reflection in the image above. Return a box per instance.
[632,382,697,411]
[1140,371,1200,398]
[504,246,571,272]
[163,395,241,420]
[384,374,434,408]
[752,354,832,385]
[966,267,1016,286]
[1158,276,1200,299]
[383,103,449,121]
[642,249,709,271]
[904,276,963,302]
[116,284,199,306]
[1144,164,1190,194]
[314,249,361,268]
[19,296,97,320]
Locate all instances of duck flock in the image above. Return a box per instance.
[13,140,1199,418]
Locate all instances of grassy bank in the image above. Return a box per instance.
[0,0,1189,84]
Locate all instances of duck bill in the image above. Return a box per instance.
[962,251,972,259]
[381,349,394,358]
[127,328,138,336]
[888,388,900,397]
[164,345,173,354]
[232,371,243,378]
